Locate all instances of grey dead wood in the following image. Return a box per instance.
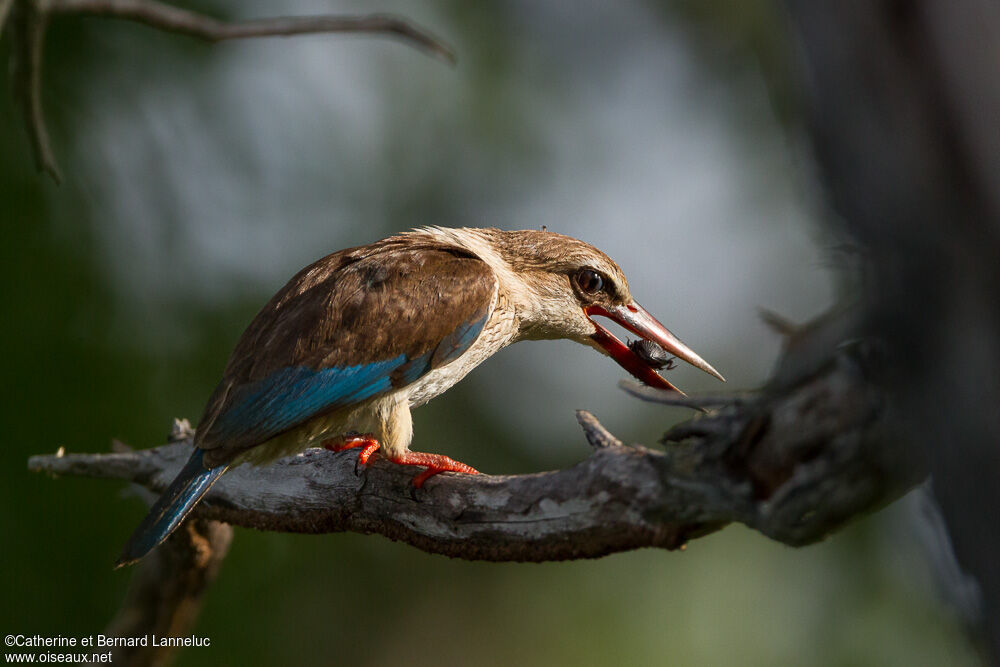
[29,306,923,564]
[29,304,925,667]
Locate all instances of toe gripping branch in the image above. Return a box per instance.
[388,451,479,488]
[324,434,380,467]
[323,436,479,488]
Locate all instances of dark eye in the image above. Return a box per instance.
[575,269,604,294]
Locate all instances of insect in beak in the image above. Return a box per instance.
[585,303,724,395]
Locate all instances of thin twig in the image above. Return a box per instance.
[575,409,624,448]
[0,0,14,36]
[5,0,455,183]
[9,0,62,182]
[618,380,744,409]
[757,307,799,337]
[48,0,456,62]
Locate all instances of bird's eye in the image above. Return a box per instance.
[575,269,604,294]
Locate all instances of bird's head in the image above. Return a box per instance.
[486,229,725,395]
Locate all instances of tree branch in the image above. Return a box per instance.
[103,517,231,667]
[3,0,454,182]
[785,0,1000,656]
[0,0,14,38]
[46,0,455,61]
[8,0,61,182]
[28,307,925,562]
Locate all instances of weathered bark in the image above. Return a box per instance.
[29,306,923,563]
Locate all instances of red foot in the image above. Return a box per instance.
[323,434,381,466]
[389,451,480,488]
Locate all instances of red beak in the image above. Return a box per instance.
[586,303,725,395]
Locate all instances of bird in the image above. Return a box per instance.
[117,226,724,566]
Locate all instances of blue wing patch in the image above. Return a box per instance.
[206,313,489,448]
[432,316,487,368]
[210,355,407,444]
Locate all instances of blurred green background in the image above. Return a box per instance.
[0,1,980,664]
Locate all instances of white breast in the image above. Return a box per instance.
[405,288,518,408]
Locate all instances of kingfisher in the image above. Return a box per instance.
[118,227,723,565]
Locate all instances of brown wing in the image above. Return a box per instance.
[194,238,496,464]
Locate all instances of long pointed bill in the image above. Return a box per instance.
[585,303,725,395]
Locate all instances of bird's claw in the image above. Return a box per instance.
[323,434,381,478]
[387,451,480,498]
[325,438,480,496]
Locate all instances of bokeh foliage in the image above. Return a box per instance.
[0,1,978,664]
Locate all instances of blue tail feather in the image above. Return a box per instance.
[116,448,228,567]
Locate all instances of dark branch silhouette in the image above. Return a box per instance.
[3,0,454,182]
[786,0,1000,657]
[103,516,231,667]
